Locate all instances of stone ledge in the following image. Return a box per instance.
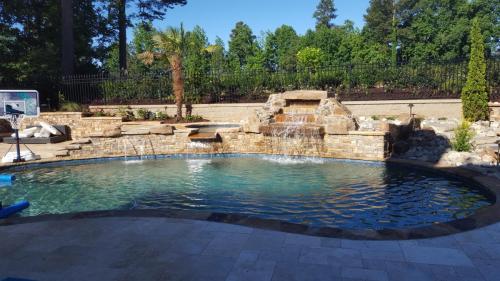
[343,99,461,105]
[40,112,83,116]
[81,117,122,121]
[347,131,389,136]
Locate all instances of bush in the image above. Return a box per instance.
[117,106,135,121]
[185,114,204,122]
[451,121,474,152]
[136,108,152,120]
[59,102,82,112]
[461,19,489,121]
[154,111,169,120]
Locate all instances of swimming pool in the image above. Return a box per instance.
[0,155,493,229]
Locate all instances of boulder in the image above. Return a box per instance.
[150,125,174,135]
[242,114,261,133]
[324,116,356,135]
[315,98,352,119]
[282,90,327,100]
[89,126,122,138]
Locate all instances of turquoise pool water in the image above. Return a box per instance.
[0,155,493,229]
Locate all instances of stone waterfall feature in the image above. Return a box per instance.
[63,90,394,161]
[243,90,359,157]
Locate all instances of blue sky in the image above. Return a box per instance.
[143,0,370,45]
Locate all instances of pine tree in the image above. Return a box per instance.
[313,0,337,28]
[461,18,489,121]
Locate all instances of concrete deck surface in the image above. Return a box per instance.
[0,142,71,164]
[1,217,500,281]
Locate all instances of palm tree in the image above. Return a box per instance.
[139,26,185,121]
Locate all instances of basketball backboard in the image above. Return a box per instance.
[0,90,39,117]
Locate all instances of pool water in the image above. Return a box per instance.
[0,155,493,229]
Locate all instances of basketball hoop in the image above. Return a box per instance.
[0,90,40,163]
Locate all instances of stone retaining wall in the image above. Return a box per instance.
[67,130,389,161]
[89,99,466,122]
[22,112,122,140]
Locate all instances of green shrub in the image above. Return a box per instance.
[136,108,152,120]
[451,121,474,152]
[461,18,489,121]
[117,106,135,121]
[59,102,82,112]
[155,111,169,120]
[94,110,112,117]
[185,114,204,122]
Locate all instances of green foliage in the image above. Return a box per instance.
[363,0,395,45]
[94,110,109,117]
[228,22,258,68]
[136,108,153,120]
[264,25,300,71]
[117,106,135,121]
[154,111,169,120]
[100,74,172,102]
[185,114,204,122]
[461,19,489,121]
[451,121,474,152]
[297,47,325,70]
[59,102,82,112]
[313,0,337,28]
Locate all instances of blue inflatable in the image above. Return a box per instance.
[0,174,15,182]
[0,200,29,219]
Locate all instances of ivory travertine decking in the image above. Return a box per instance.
[1,217,499,281]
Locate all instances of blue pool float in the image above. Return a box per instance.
[0,200,29,219]
[0,174,15,182]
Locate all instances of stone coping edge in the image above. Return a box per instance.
[0,156,498,241]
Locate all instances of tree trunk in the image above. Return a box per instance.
[118,0,127,72]
[61,0,74,75]
[170,54,184,121]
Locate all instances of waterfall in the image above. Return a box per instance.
[264,113,324,163]
[122,137,144,164]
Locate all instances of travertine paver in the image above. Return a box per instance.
[1,217,500,281]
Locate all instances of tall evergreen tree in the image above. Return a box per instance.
[228,22,258,68]
[363,0,395,44]
[264,25,300,71]
[61,0,74,75]
[313,0,337,28]
[461,18,489,121]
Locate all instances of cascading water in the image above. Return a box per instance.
[264,112,325,164]
[122,137,144,164]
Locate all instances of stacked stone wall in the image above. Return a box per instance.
[22,112,122,139]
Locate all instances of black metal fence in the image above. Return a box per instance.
[27,59,500,106]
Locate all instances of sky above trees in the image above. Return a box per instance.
[134,0,370,44]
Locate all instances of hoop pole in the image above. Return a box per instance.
[14,127,22,163]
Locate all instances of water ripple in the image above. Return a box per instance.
[1,156,492,230]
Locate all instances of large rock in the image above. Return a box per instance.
[242,114,262,133]
[315,98,352,119]
[282,90,327,100]
[89,126,122,138]
[150,125,174,135]
[324,116,356,135]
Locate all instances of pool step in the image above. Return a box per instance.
[65,144,82,151]
[54,149,69,157]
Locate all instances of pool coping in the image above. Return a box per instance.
[0,155,499,240]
